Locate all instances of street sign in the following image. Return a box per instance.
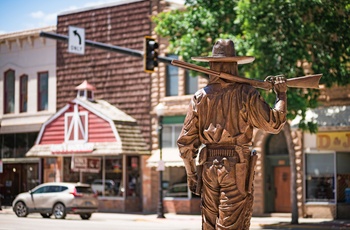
[68,26,85,55]
[157,160,165,171]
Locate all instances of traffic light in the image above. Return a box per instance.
[144,36,159,73]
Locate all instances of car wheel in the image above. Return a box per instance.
[14,201,28,217]
[40,213,52,218]
[52,203,66,219]
[80,213,92,220]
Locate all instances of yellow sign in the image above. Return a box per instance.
[317,132,350,151]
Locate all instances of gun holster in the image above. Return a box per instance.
[195,147,208,195]
[247,150,258,194]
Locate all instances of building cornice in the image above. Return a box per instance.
[0,26,56,41]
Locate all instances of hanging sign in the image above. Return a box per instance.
[157,160,165,171]
[317,132,350,151]
[71,157,101,173]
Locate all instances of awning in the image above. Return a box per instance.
[147,147,200,168]
[0,123,42,134]
[147,148,184,167]
[291,105,350,128]
[26,142,124,157]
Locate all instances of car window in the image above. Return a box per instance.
[32,186,50,194]
[59,186,68,192]
[48,186,67,193]
[76,186,94,194]
[170,185,187,193]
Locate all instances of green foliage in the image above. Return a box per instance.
[153,0,240,63]
[153,0,350,133]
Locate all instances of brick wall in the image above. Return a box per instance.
[56,0,153,148]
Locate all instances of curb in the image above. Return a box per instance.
[261,222,350,229]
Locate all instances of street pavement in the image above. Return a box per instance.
[1,206,350,229]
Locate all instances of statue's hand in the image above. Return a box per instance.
[187,173,198,194]
[273,76,287,94]
[265,75,287,94]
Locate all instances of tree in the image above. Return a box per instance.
[153,0,350,224]
[153,0,239,64]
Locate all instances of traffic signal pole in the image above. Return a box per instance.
[40,31,173,64]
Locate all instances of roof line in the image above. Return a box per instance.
[58,0,145,16]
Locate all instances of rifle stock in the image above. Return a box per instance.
[171,60,322,91]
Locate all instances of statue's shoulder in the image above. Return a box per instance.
[238,83,259,95]
[194,88,206,101]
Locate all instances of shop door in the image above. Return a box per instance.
[274,166,291,212]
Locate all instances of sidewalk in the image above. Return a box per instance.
[255,216,350,229]
[2,206,350,229]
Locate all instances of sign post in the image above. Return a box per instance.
[68,26,85,55]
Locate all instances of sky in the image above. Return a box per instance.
[0,0,130,34]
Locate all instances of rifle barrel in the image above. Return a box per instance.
[172,60,272,90]
[171,60,322,91]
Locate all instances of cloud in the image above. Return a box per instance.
[30,11,45,19]
[28,10,57,29]
[26,0,125,30]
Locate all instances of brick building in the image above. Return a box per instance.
[50,0,200,213]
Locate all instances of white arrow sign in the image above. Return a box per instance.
[68,26,85,55]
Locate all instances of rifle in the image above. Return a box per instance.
[172,60,322,91]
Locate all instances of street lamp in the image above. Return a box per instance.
[155,103,165,219]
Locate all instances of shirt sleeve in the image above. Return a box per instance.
[177,96,201,160]
[247,89,286,134]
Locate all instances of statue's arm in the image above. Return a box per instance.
[273,76,287,114]
[247,76,287,133]
[177,98,201,193]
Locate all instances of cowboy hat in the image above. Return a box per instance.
[191,39,255,64]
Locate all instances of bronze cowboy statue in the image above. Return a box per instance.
[177,39,287,230]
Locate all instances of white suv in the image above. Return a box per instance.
[12,182,98,220]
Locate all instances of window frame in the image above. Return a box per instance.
[165,54,179,97]
[64,108,89,143]
[4,69,15,114]
[37,71,48,111]
[20,74,28,113]
[162,123,183,148]
[185,71,198,95]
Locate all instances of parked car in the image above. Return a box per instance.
[165,183,200,198]
[12,182,98,220]
[165,183,189,197]
[91,179,120,196]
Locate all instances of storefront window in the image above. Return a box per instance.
[104,157,123,196]
[336,152,350,203]
[61,156,127,197]
[126,156,140,197]
[44,158,63,182]
[163,167,198,198]
[0,133,37,159]
[305,153,335,203]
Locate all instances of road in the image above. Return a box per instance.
[0,209,343,230]
[2,212,200,230]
